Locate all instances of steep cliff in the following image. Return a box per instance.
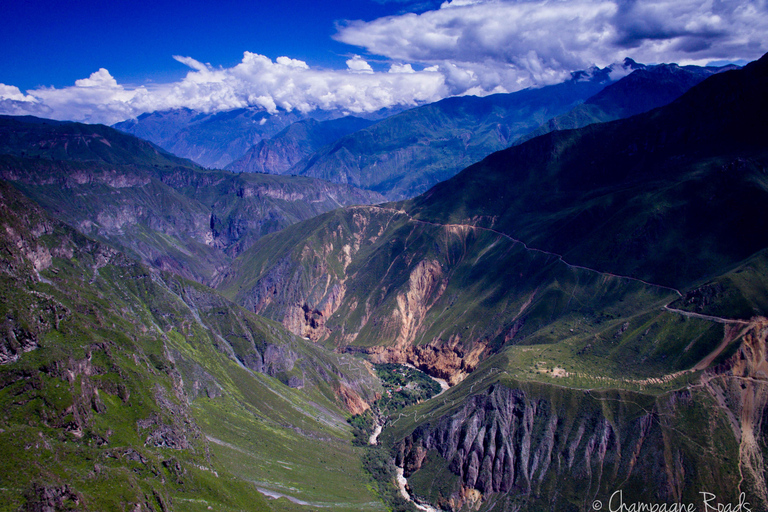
[393,318,768,512]
[0,179,384,510]
[221,205,675,385]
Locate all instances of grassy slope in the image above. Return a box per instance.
[0,180,383,511]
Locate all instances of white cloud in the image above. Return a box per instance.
[389,63,416,73]
[0,0,763,124]
[0,52,447,124]
[346,55,375,73]
[74,68,120,88]
[0,84,37,103]
[336,0,767,93]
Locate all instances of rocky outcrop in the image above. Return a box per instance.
[397,385,627,505]
[24,483,81,512]
[335,382,371,415]
[395,319,768,511]
[367,338,488,386]
[396,383,704,510]
[394,260,446,347]
[702,318,768,508]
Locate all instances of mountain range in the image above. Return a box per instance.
[225,116,374,175]
[214,54,768,509]
[114,106,401,170]
[114,60,735,203]
[2,52,767,512]
[0,115,383,285]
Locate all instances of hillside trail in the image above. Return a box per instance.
[363,205,768,510]
[367,205,753,324]
[360,205,761,386]
[361,205,683,296]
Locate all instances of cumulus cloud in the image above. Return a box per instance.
[0,84,38,103]
[0,0,763,124]
[0,53,447,124]
[389,63,416,73]
[336,0,767,93]
[346,55,375,73]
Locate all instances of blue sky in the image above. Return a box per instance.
[0,0,433,90]
[1,0,765,124]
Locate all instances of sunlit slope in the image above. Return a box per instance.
[0,180,383,511]
[0,117,382,284]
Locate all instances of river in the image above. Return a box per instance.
[396,467,443,512]
[387,364,449,511]
[402,363,450,394]
[368,422,383,445]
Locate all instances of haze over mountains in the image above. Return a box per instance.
[2,52,768,512]
[114,106,401,170]
[116,59,734,201]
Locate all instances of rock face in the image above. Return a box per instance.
[395,319,768,511]
[24,483,81,512]
[0,119,384,285]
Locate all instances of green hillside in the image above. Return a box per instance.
[0,115,198,169]
[212,54,768,510]
[0,117,383,284]
[0,179,386,511]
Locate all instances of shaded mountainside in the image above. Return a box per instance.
[288,67,624,199]
[0,116,384,284]
[0,179,385,511]
[226,116,374,175]
[516,62,734,144]
[219,54,768,377]
[408,54,768,289]
[0,115,198,169]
